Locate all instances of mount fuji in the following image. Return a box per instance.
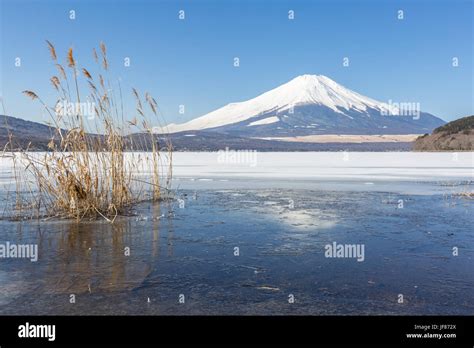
[163,75,444,137]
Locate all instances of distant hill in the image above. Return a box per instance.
[0,115,55,150]
[413,115,474,151]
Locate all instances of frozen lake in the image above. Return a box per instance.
[167,152,474,194]
[1,152,472,190]
[0,152,472,315]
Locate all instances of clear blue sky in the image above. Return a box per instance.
[1,0,472,125]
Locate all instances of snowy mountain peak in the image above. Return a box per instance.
[162,74,440,135]
[277,74,384,113]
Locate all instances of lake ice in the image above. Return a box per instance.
[0,152,472,315]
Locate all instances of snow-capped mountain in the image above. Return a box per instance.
[163,75,444,136]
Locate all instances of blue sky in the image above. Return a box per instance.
[1,0,472,125]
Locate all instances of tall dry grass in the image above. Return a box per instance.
[8,41,172,222]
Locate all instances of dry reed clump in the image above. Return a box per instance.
[457,191,474,199]
[9,41,172,222]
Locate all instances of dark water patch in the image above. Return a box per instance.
[0,187,472,315]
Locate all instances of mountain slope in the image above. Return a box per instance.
[0,115,55,150]
[413,115,474,151]
[163,75,445,136]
